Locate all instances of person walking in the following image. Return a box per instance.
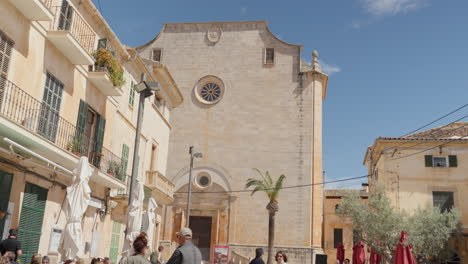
[275,252,287,264]
[249,248,265,264]
[165,228,201,264]
[0,229,22,261]
[150,246,164,264]
[126,233,151,264]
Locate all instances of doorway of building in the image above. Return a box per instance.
[189,216,212,261]
[0,171,13,238]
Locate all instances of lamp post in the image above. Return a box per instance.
[127,72,160,213]
[186,146,202,227]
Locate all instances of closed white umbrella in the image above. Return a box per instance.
[62,157,91,259]
[141,198,158,250]
[123,181,144,256]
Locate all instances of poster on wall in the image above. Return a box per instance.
[214,245,229,264]
[48,227,63,254]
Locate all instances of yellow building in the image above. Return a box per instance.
[364,122,468,264]
[322,188,368,264]
[0,0,181,263]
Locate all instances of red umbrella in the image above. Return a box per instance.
[352,241,366,264]
[337,243,345,264]
[370,247,382,264]
[394,231,416,264]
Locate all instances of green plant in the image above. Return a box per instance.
[245,169,286,264]
[92,48,125,87]
[68,136,83,154]
[107,160,125,181]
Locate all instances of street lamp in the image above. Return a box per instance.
[186,146,202,227]
[128,73,159,212]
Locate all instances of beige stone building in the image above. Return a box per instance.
[135,21,328,264]
[0,0,181,263]
[322,189,368,264]
[364,122,468,264]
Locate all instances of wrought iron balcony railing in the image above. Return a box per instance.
[0,76,124,180]
[50,5,97,54]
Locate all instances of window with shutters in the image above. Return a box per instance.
[121,144,129,182]
[334,228,343,248]
[433,191,454,212]
[129,81,136,107]
[17,183,48,263]
[0,30,14,79]
[264,48,275,64]
[37,72,64,142]
[151,49,162,62]
[109,221,122,264]
[75,100,106,167]
[425,155,457,167]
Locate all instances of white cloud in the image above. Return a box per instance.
[361,0,426,16]
[320,60,341,76]
[241,7,247,15]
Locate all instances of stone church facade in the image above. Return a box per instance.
[136,21,328,264]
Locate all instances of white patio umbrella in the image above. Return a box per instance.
[62,157,91,259]
[141,198,158,250]
[123,180,145,256]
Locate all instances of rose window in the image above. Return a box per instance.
[200,83,221,102]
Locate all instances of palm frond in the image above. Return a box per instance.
[270,174,286,202]
[246,169,287,203]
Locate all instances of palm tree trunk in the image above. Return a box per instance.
[267,211,275,264]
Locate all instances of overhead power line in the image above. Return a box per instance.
[380,109,468,154]
[174,174,369,194]
[390,122,468,161]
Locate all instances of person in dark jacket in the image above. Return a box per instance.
[249,248,265,264]
[166,228,202,264]
[0,229,22,261]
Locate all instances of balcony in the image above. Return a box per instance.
[47,5,95,65]
[0,76,125,189]
[88,65,123,96]
[146,170,175,204]
[8,0,53,21]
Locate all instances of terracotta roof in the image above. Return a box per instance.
[378,122,468,141]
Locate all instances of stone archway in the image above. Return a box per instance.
[170,167,233,262]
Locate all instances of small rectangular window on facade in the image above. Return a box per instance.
[0,30,14,78]
[152,49,162,62]
[129,81,136,107]
[264,48,275,64]
[433,157,447,167]
[433,191,454,212]
[333,228,343,248]
[425,155,457,167]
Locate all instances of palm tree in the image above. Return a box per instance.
[245,168,286,264]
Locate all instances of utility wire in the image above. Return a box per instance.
[401,103,468,137]
[389,122,468,161]
[380,111,468,154]
[383,114,468,155]
[174,174,369,194]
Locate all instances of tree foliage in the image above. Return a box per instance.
[336,184,459,263]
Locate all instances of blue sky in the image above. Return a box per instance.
[94,0,468,189]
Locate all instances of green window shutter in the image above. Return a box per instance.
[75,100,88,137]
[92,114,106,167]
[121,144,130,182]
[129,81,135,106]
[17,183,48,263]
[448,155,457,167]
[425,155,433,167]
[109,221,122,264]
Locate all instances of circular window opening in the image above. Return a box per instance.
[201,83,221,102]
[194,75,225,105]
[199,175,210,186]
[194,171,212,190]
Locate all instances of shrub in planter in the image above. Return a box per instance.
[92,48,125,87]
